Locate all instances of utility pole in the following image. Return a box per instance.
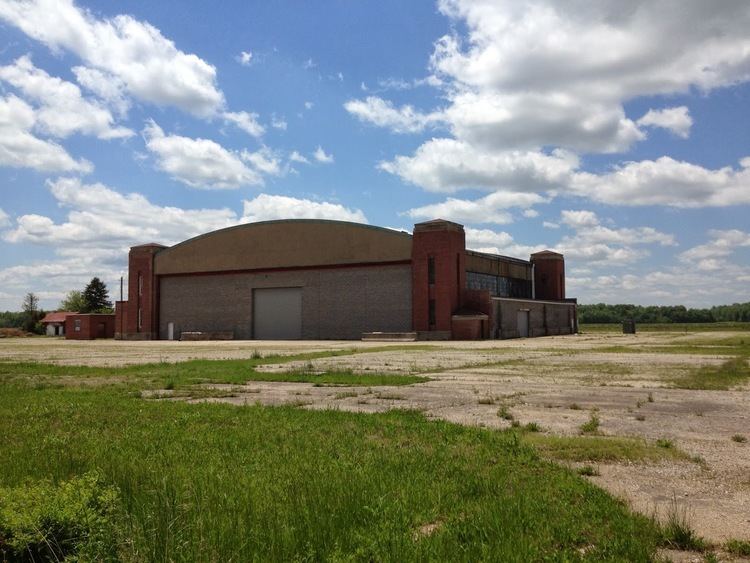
[119,276,123,340]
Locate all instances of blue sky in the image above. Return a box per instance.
[0,0,748,310]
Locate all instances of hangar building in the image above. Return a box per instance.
[115,219,576,341]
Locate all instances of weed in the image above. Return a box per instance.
[375,392,406,400]
[661,499,706,551]
[510,420,521,428]
[251,349,263,360]
[477,396,496,405]
[568,403,582,410]
[164,380,175,390]
[725,539,750,556]
[656,438,674,449]
[647,392,654,403]
[636,400,644,408]
[497,406,514,421]
[673,356,750,391]
[334,391,358,400]
[731,434,747,443]
[635,414,646,422]
[577,465,600,477]
[579,413,601,435]
[524,422,542,433]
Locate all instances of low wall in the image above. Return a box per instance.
[492,298,577,339]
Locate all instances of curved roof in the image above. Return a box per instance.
[154,219,413,276]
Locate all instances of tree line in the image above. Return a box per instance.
[578,302,750,324]
[0,277,112,334]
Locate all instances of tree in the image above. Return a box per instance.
[21,292,43,333]
[82,277,112,313]
[58,290,86,312]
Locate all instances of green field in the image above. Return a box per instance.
[580,321,750,333]
[0,356,673,561]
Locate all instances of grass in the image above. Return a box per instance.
[731,434,747,443]
[0,382,665,561]
[524,434,689,463]
[577,465,600,477]
[0,352,429,391]
[580,322,750,333]
[661,499,707,551]
[671,356,750,390]
[725,539,750,556]
[580,413,601,435]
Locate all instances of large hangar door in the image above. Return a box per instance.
[253,287,302,340]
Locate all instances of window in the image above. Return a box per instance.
[74,319,81,332]
[427,256,435,285]
[138,273,143,296]
[137,308,142,331]
[428,299,436,327]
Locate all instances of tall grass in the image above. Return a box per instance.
[0,383,662,561]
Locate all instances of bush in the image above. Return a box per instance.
[0,472,121,561]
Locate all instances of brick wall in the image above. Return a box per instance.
[411,220,466,333]
[158,264,412,340]
[493,298,575,339]
[124,244,164,340]
[65,314,115,340]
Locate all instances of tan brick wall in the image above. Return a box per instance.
[158,264,412,340]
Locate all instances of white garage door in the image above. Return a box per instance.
[253,287,302,340]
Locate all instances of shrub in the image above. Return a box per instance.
[0,472,121,561]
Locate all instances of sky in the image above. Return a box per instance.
[0,0,749,311]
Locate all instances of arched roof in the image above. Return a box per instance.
[154,219,413,276]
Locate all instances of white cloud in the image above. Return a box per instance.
[72,65,130,116]
[240,194,366,223]
[313,146,334,164]
[380,139,578,194]
[0,0,225,116]
[522,209,539,218]
[572,156,750,207]
[304,101,314,110]
[344,96,442,134]
[637,106,692,139]
[465,227,545,258]
[222,110,265,137]
[0,94,92,173]
[543,221,559,229]
[679,229,750,271]
[405,191,546,224]
[0,208,9,228]
[142,120,262,189]
[0,55,133,139]
[289,151,310,164]
[370,1,750,209]
[240,146,282,176]
[236,50,253,66]
[556,209,675,266]
[271,115,287,130]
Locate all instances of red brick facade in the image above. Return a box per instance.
[411,220,466,333]
[530,251,565,301]
[65,314,115,340]
[123,244,164,339]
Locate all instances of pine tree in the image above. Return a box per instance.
[82,277,112,313]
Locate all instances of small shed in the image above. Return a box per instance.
[65,314,115,340]
[40,311,76,336]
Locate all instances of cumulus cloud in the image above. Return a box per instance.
[289,151,310,164]
[240,194,367,223]
[0,55,133,139]
[344,96,442,134]
[380,139,578,194]
[557,209,675,266]
[571,156,750,207]
[0,94,92,173]
[678,229,750,271]
[405,191,547,224]
[313,146,334,164]
[0,208,9,228]
[465,227,545,258]
[0,0,225,116]
[369,1,750,209]
[72,65,130,117]
[637,106,693,138]
[222,110,265,137]
[271,115,287,130]
[142,120,263,189]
